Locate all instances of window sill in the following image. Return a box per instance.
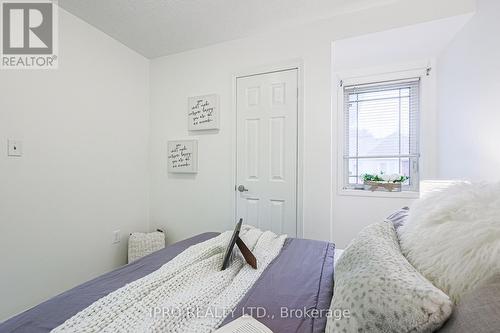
[339,189,420,199]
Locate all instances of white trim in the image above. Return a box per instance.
[335,65,429,199]
[344,77,421,90]
[340,189,420,199]
[336,60,430,83]
[232,59,304,238]
[340,68,427,87]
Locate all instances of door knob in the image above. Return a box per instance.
[237,185,249,192]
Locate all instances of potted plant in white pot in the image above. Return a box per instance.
[362,172,408,192]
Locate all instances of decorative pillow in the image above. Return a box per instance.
[398,182,500,303]
[438,274,500,333]
[385,207,409,230]
[128,230,165,263]
[326,222,452,333]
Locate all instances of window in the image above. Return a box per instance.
[343,78,420,191]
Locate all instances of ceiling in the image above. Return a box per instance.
[59,0,398,59]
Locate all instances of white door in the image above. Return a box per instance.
[236,69,298,237]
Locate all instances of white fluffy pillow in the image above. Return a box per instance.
[398,182,500,303]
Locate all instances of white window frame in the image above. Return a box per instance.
[336,68,428,198]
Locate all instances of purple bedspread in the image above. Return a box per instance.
[0,233,334,333]
[223,237,335,333]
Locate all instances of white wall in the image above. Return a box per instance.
[438,0,500,181]
[149,0,475,246]
[331,14,472,248]
[0,9,150,320]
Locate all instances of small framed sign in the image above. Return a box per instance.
[188,94,219,131]
[167,140,198,173]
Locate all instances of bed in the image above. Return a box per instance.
[0,232,335,333]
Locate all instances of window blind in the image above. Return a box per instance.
[343,78,420,190]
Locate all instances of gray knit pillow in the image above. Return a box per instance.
[438,274,500,333]
[385,207,409,230]
[326,222,452,333]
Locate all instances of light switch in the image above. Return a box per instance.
[112,230,121,244]
[7,140,22,157]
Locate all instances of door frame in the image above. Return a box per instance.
[232,59,304,238]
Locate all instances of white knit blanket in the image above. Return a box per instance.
[52,226,286,333]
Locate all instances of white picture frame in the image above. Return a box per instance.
[167,140,198,173]
[188,94,219,130]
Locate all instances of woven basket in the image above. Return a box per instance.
[364,181,402,192]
